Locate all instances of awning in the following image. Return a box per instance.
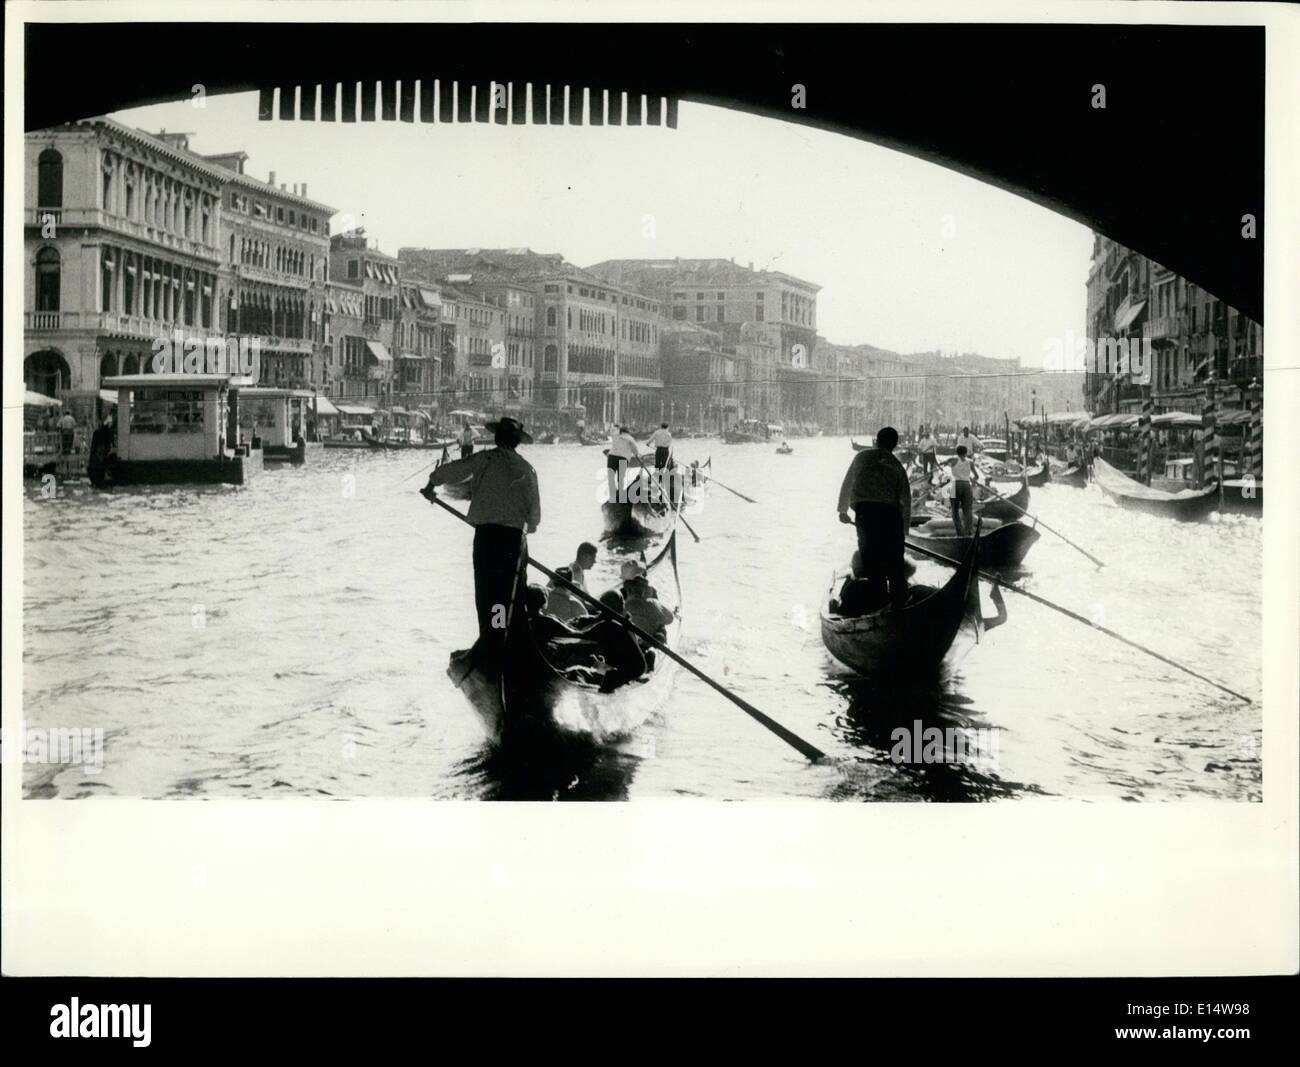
[313,396,340,417]
[419,288,440,306]
[336,404,376,417]
[1089,412,1140,430]
[24,389,62,408]
[365,340,392,363]
[1114,299,1148,332]
[98,389,118,406]
[1151,411,1201,428]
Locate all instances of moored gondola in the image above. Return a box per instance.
[820,525,980,677]
[448,533,682,746]
[1091,457,1221,520]
[1025,463,1051,487]
[974,478,1029,520]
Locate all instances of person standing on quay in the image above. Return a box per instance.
[837,426,912,612]
[423,417,539,662]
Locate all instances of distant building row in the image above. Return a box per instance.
[24,117,1087,435]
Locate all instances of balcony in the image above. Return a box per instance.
[1143,315,1181,342]
[29,208,222,263]
[26,311,63,331]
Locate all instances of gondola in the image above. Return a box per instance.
[907,517,1040,570]
[1091,457,1221,520]
[601,471,684,538]
[850,439,867,451]
[1025,463,1050,487]
[974,478,1029,520]
[448,532,682,746]
[820,524,980,677]
[776,444,794,455]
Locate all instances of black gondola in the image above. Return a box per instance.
[907,519,1040,570]
[448,533,682,747]
[820,525,980,677]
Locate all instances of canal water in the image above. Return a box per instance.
[22,438,1262,801]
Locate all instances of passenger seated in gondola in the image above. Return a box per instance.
[622,575,675,646]
[544,566,586,622]
[567,589,649,691]
[831,551,918,616]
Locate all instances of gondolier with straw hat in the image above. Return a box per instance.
[422,416,539,671]
[837,426,912,612]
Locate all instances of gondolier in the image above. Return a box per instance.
[423,416,539,663]
[956,425,981,457]
[648,423,673,470]
[607,425,640,502]
[837,426,912,612]
[917,427,939,477]
[458,421,476,459]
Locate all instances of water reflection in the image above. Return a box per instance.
[825,671,1052,801]
[455,734,643,801]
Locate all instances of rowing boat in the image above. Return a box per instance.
[1092,457,1220,520]
[602,479,682,537]
[907,518,1040,570]
[448,532,682,746]
[820,525,980,676]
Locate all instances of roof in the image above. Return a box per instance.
[586,258,822,293]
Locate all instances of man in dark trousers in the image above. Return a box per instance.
[837,426,912,612]
[423,417,540,667]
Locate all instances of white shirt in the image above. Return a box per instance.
[649,428,672,448]
[609,433,640,460]
[956,435,980,455]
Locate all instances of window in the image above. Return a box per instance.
[101,249,115,312]
[35,247,60,311]
[544,344,558,373]
[348,259,359,279]
[38,149,64,208]
[130,389,205,434]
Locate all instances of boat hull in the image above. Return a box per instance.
[820,531,979,677]
[908,520,1040,570]
[1093,457,1221,520]
[448,535,682,746]
[1025,463,1050,487]
[602,500,676,538]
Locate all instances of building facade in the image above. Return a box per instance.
[24,119,228,416]
[329,230,401,401]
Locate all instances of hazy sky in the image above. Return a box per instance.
[112,92,1094,368]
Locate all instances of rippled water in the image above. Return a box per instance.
[22,437,1262,801]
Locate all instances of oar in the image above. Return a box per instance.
[904,537,1252,705]
[421,487,827,761]
[977,478,1106,569]
[695,469,757,504]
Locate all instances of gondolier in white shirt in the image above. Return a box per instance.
[607,425,641,503]
[423,417,539,663]
[458,421,476,459]
[648,423,673,470]
[956,425,981,457]
[917,427,939,478]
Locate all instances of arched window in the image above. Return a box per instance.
[546,306,557,328]
[38,149,63,208]
[35,247,61,311]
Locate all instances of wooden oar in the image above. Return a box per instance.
[695,469,757,504]
[978,479,1106,569]
[422,487,827,761]
[904,536,1253,705]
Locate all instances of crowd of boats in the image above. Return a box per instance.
[422,424,1257,765]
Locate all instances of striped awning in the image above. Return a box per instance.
[365,340,392,363]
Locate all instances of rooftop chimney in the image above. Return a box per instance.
[268,170,276,187]
[301,183,307,197]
